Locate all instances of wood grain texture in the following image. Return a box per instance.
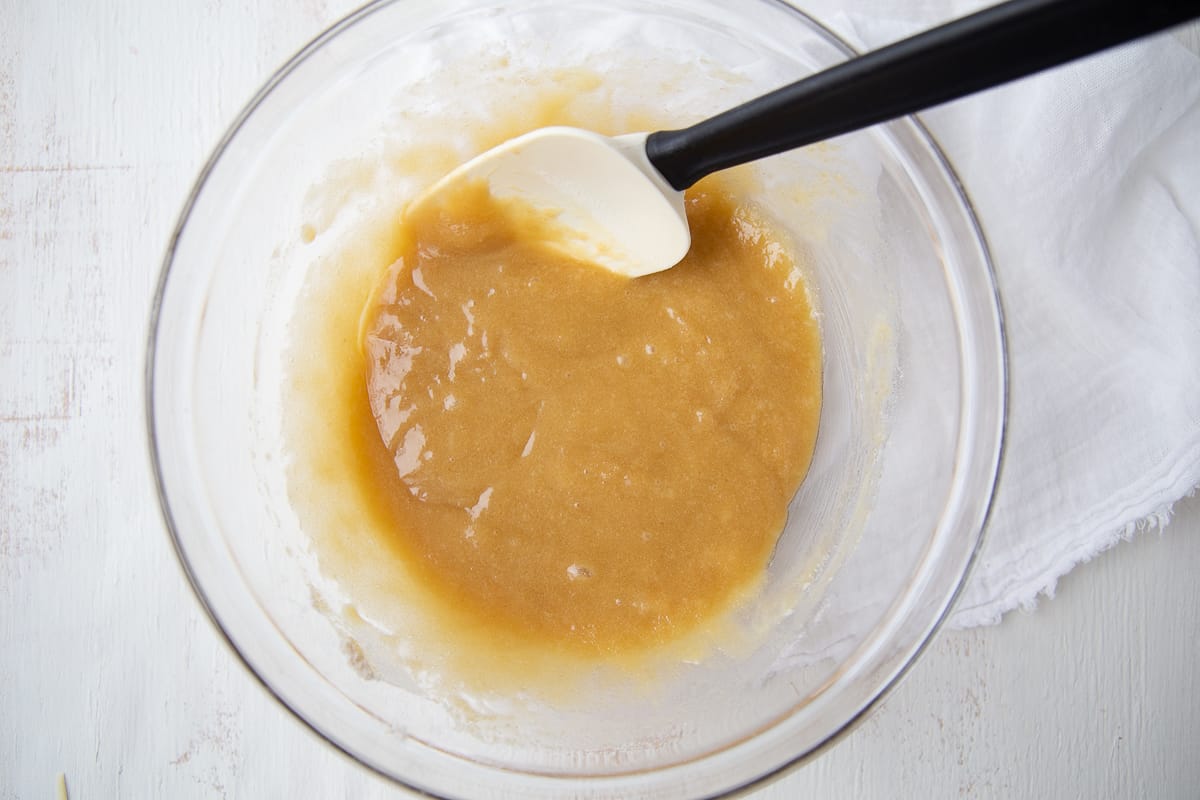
[1,1,1196,797]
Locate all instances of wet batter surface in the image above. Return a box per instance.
[358,180,821,655]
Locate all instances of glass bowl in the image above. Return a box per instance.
[147,1,1005,797]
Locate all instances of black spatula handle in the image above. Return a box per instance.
[646,0,1200,190]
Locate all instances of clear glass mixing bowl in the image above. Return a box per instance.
[147,1,1006,797]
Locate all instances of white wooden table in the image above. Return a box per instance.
[3,1,1197,797]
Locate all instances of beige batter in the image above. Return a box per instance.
[350,178,822,656]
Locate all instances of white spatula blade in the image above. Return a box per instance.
[419,127,690,278]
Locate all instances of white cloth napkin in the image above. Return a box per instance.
[802,1,1200,627]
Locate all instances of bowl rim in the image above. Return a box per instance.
[145,0,1008,796]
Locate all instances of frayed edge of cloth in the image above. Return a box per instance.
[948,485,1196,630]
